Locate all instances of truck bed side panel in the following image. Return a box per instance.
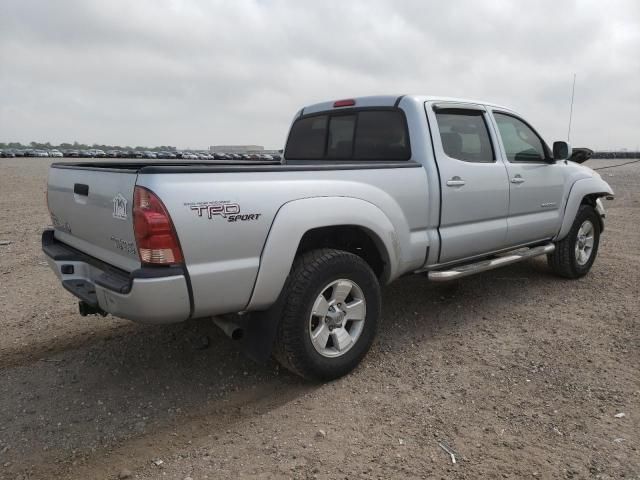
[137,165,431,317]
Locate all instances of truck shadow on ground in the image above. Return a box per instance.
[1,257,561,473]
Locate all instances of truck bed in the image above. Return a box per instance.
[51,160,419,173]
[51,159,281,172]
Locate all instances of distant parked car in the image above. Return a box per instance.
[24,149,49,157]
[0,150,16,158]
[106,150,119,158]
[143,151,157,159]
[49,149,63,158]
[64,150,80,158]
[93,149,106,158]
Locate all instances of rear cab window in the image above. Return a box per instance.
[285,109,410,161]
[285,115,328,160]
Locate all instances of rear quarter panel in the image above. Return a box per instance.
[137,166,430,317]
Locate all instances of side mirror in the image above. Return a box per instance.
[553,141,572,161]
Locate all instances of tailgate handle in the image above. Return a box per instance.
[73,183,89,196]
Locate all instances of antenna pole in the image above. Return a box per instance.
[567,73,576,142]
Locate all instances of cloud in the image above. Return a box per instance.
[1,0,639,149]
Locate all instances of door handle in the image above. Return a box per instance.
[510,175,525,184]
[446,176,466,187]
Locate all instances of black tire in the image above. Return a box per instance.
[273,248,381,381]
[548,204,601,279]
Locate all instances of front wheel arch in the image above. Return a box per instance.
[555,176,612,242]
[548,204,601,278]
[580,193,606,232]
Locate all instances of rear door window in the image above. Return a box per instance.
[285,109,410,161]
[435,109,495,163]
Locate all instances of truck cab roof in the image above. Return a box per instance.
[299,94,513,116]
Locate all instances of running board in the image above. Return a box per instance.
[428,244,555,282]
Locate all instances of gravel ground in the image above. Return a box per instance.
[0,157,638,480]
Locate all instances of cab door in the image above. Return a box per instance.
[426,102,510,263]
[489,111,567,246]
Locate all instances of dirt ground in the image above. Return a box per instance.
[0,157,638,480]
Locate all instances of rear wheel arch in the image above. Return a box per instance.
[296,225,390,283]
[246,197,401,311]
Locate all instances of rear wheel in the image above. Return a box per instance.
[548,204,600,278]
[273,249,381,381]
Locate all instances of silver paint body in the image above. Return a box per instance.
[45,95,613,323]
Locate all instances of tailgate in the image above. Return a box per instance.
[47,165,141,272]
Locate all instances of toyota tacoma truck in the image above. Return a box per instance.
[43,95,614,380]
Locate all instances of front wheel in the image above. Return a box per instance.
[273,249,381,381]
[548,204,601,278]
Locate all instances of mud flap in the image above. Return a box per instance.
[232,298,284,363]
[229,272,289,363]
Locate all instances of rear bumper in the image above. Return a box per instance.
[42,230,191,324]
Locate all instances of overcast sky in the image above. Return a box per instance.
[1,0,639,150]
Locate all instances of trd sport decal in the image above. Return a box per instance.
[185,201,262,222]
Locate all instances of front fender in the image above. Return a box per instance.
[245,196,404,311]
[555,175,614,241]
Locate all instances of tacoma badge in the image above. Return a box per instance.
[112,193,128,220]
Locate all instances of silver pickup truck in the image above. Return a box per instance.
[43,95,614,380]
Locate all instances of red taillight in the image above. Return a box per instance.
[133,186,183,265]
[334,99,355,108]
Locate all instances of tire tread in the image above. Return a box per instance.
[273,248,379,380]
[548,204,600,279]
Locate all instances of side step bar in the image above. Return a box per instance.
[428,244,555,282]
